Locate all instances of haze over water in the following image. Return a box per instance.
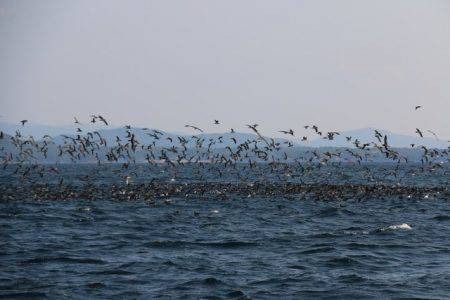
[1,1,450,137]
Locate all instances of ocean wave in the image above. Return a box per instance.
[299,246,335,255]
[143,240,258,249]
[22,256,106,265]
[432,215,450,221]
[384,223,412,231]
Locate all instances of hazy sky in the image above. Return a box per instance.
[1,0,450,137]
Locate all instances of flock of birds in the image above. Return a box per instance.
[0,108,449,202]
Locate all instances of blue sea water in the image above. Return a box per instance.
[1,164,450,299]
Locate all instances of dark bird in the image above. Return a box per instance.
[327,131,339,140]
[214,120,220,125]
[20,120,28,126]
[415,128,423,138]
[98,115,109,126]
[279,129,294,136]
[415,105,422,110]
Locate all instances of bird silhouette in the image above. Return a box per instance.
[185,125,204,132]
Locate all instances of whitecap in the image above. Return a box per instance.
[386,223,412,230]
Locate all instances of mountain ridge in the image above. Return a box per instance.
[1,122,448,149]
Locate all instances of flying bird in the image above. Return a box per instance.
[185,125,204,132]
[279,129,294,136]
[427,130,439,140]
[415,128,423,138]
[98,115,109,126]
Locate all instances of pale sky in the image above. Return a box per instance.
[1,0,450,138]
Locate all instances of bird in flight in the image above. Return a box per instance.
[185,125,204,133]
[20,120,28,126]
[98,115,109,126]
[427,130,439,140]
[415,105,422,110]
[415,128,423,138]
[214,120,220,125]
[279,129,294,136]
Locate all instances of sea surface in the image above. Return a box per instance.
[1,164,450,299]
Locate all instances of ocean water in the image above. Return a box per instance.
[1,164,450,299]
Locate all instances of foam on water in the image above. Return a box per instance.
[386,223,412,230]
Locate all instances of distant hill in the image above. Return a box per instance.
[1,123,448,149]
[0,121,106,139]
[0,122,291,148]
[0,128,447,164]
[48,128,289,148]
[304,127,449,149]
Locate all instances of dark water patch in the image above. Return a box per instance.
[346,242,379,250]
[143,240,258,249]
[0,292,47,299]
[309,232,337,239]
[22,256,106,265]
[226,290,247,298]
[86,282,106,289]
[338,274,366,283]
[299,246,335,255]
[316,207,340,217]
[87,269,135,276]
[287,264,307,270]
[110,291,143,298]
[202,277,223,285]
[325,257,361,267]
[200,241,258,248]
[432,215,450,221]
[176,277,229,289]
